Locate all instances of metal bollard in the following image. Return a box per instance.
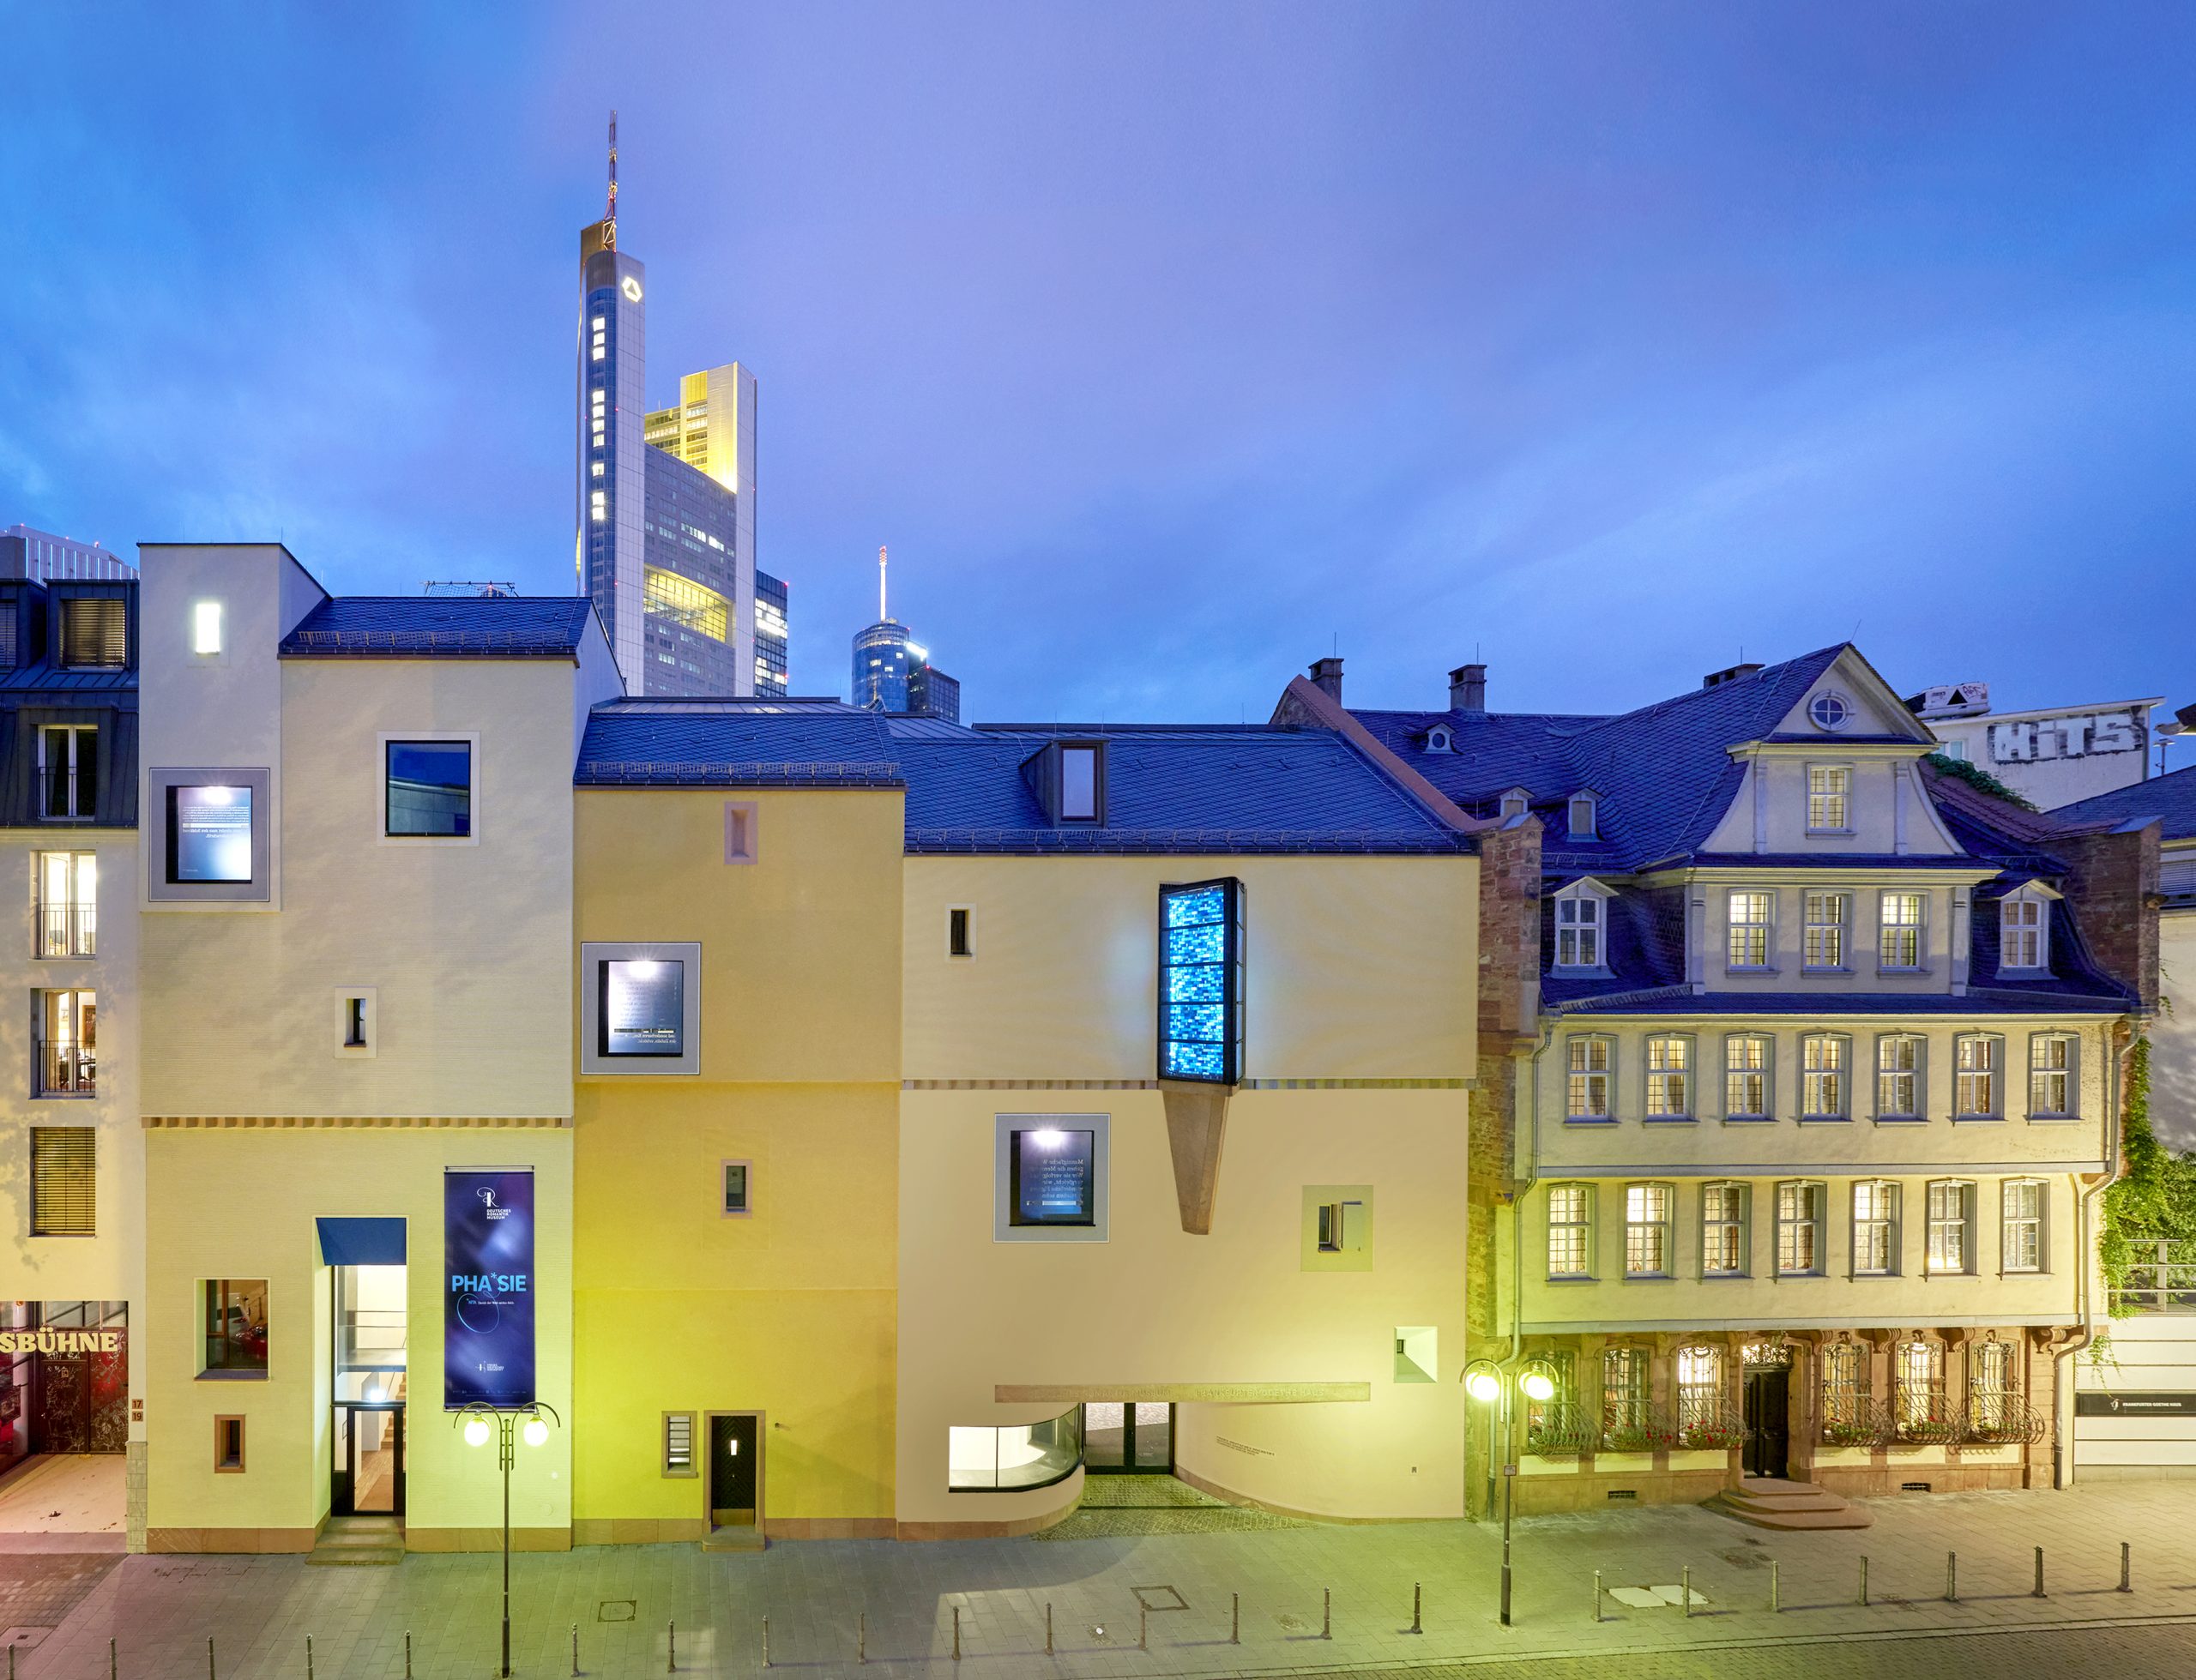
[1411,1581,1422,1634]
[570,1625,577,1677]
[1859,1555,1869,1607]
[1946,1551,1958,1603]
[952,1605,962,1663]
[2034,1546,2046,1599]
[1681,1565,1692,1619]
[1232,1591,1240,1644]
[1139,1605,1148,1652]
[2121,1541,2133,1593]
[307,1635,315,1680]
[1593,1569,1603,1623]
[10,1641,15,1680]
[667,1619,676,1673]
[110,1639,118,1680]
[1046,1603,1054,1657]
[208,1638,217,1680]
[406,1634,413,1680]
[762,1617,770,1671]
[859,1611,866,1665]
[1770,1560,1779,1614]
[1322,1586,1331,1639]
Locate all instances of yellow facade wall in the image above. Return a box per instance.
[572,787,902,1538]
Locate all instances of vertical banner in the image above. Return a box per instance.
[444,1168,535,1409]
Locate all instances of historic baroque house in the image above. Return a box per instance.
[1324,644,2152,1512]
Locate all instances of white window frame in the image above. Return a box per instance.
[1775,1179,1825,1277]
[1851,1179,1900,1277]
[1723,1033,1774,1121]
[1926,1179,1975,1274]
[1699,1182,1748,1279]
[1566,791,1598,840]
[1547,1183,1595,1280]
[1878,889,1928,972]
[33,850,97,960]
[1998,885,2056,972]
[36,726,98,822]
[1800,1032,1850,1121]
[1954,1033,2003,1120]
[1643,1033,1693,1121]
[1499,787,1529,820]
[2028,1032,2078,1119]
[1622,1182,1673,1279]
[1725,888,1775,971]
[2001,1178,2046,1274]
[1552,881,1611,972]
[377,732,481,849]
[1565,1034,1614,1121]
[1801,890,1849,971]
[1874,1032,1926,1122]
[1806,763,1853,833]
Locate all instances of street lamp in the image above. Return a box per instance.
[1463,1357,1556,1628]
[453,1400,562,1678]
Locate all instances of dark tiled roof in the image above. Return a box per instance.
[2051,762,2196,841]
[281,596,595,657]
[1553,989,2131,1017]
[1685,852,1994,871]
[577,700,902,787]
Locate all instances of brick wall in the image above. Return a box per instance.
[2054,819,2162,1011]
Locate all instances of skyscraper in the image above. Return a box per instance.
[850,546,959,722]
[576,116,785,697]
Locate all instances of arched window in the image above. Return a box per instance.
[2000,885,2055,971]
[1601,1345,1650,1442]
[1553,882,1611,970]
[1499,787,1530,820]
[1424,725,1454,755]
[1566,790,1600,840]
[1821,1339,1872,1443]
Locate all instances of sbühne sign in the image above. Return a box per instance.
[444,1168,534,1408]
[0,1329,122,1355]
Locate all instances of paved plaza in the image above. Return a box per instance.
[7,1480,2196,1679]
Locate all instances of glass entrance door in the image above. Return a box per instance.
[335,1405,405,1514]
[1082,1402,1173,1474]
[329,1263,407,1519]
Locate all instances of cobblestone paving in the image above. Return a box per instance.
[0,1555,123,1643]
[13,1483,2196,1678]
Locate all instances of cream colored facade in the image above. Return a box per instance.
[136,544,620,1552]
[897,852,1478,1533]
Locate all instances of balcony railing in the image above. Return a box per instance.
[1673,1401,1748,1452]
[37,901,95,960]
[1523,1403,1600,1459]
[2114,1239,2196,1315]
[35,1040,94,1098]
[1820,1398,1895,1449]
[1961,1395,2048,1447]
[1888,1398,1963,1448]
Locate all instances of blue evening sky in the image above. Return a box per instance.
[6,3,2193,724]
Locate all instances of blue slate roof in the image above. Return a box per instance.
[2051,762,2196,841]
[577,700,902,787]
[1554,989,2133,1017]
[1353,647,1850,870]
[281,595,595,657]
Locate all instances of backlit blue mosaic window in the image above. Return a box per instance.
[1159,878,1245,1084]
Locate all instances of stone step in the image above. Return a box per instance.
[308,1518,406,1566]
[1707,1484,1872,1531]
[1722,1488,1856,1513]
[700,1526,766,1554]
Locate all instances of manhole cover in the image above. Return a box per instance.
[598,1600,637,1623]
[1133,1585,1187,1612]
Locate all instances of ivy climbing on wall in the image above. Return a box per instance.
[2100,1039,2196,1316]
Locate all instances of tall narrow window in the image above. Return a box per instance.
[1801,1033,1849,1118]
[1547,1184,1593,1279]
[947,906,974,959]
[1954,1035,2001,1118]
[1802,892,1848,969]
[1969,1340,2016,1434]
[29,1126,96,1236]
[1601,1346,1649,1442]
[36,726,98,821]
[1875,1033,1923,1120]
[34,990,95,1097]
[2002,1179,2045,1273]
[1821,1340,1870,1440]
[1644,1035,1692,1119]
[1158,878,1244,1084]
[1896,1340,1947,1436]
[2029,1034,2075,1117]
[1566,792,1598,839]
[1623,1183,1672,1277]
[33,852,97,959]
[1566,1036,1612,1119]
[1926,1180,1974,1274]
[1674,1344,1724,1434]
[1553,889,1602,968]
[1059,744,1102,822]
[2000,890,2050,970]
[1727,890,1774,968]
[1724,1033,1772,1119]
[1807,766,1851,830]
[1701,1183,1747,1277]
[1776,1181,1824,1275]
[1851,1180,1899,1275]
[1879,891,1926,969]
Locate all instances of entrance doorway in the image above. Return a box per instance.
[335,1405,405,1515]
[1743,1368,1790,1479]
[709,1413,760,1531]
[329,1262,407,1519]
[1083,1402,1173,1474]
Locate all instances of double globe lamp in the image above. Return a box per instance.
[1462,1358,1558,1628]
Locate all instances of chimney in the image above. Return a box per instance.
[1449,663,1487,713]
[1702,661,1765,690]
[1307,657,1343,702]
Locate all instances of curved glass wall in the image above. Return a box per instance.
[948,1405,1083,1491]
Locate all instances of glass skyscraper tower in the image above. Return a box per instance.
[850,547,959,722]
[576,118,787,697]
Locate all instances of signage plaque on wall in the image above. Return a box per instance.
[444,1168,535,1409]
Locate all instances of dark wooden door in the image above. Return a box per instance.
[1744,1370,1790,1478]
[710,1414,758,1524]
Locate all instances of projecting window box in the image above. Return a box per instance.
[579,943,702,1076]
[145,768,272,905]
[378,735,479,846]
[993,1114,1107,1243]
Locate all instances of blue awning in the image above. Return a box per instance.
[317,1217,407,1267]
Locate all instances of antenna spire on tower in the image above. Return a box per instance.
[878,545,889,622]
[604,111,619,250]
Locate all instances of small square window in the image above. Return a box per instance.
[1302,1185,1373,1271]
[994,1114,1107,1243]
[1394,1327,1438,1384]
[947,906,974,959]
[721,1160,751,1217]
[214,1416,246,1472]
[384,740,474,839]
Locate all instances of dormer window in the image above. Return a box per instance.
[1022,739,1108,826]
[1806,766,1851,832]
[1808,691,1852,732]
[1499,787,1529,820]
[1425,725,1455,755]
[1061,744,1101,821]
[1566,790,1599,840]
[1553,880,1614,971]
[1999,884,2057,972]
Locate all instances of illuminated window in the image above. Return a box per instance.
[1895,1339,1946,1435]
[1879,891,1926,969]
[2001,888,2051,969]
[33,851,96,959]
[1801,1033,1848,1118]
[191,600,224,656]
[1807,766,1850,830]
[1674,1345,1723,1432]
[1566,1035,1613,1119]
[1821,1340,1869,1438]
[590,491,607,523]
[1803,891,1848,968]
[59,597,125,668]
[580,943,702,1076]
[2029,1033,2075,1117]
[1553,885,1603,968]
[1852,1180,1898,1275]
[1158,879,1243,1083]
[1776,1180,1823,1275]
[2003,1179,2046,1273]
[1623,1183,1672,1276]
[994,1114,1107,1243]
[1954,1034,2001,1117]
[1601,1346,1649,1440]
[1547,1183,1593,1278]
[202,1279,268,1372]
[1644,1034,1691,1118]
[1724,1033,1772,1119]
[1701,1183,1747,1276]
[1926,1180,1974,1274]
[1970,1340,2016,1432]
[1727,890,1773,968]
[642,568,728,641]
[1875,1033,1924,1119]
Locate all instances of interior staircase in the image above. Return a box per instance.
[308,1514,405,1565]
[1706,1477,1872,1531]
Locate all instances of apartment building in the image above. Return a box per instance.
[1326,645,2148,1512]
[0,573,142,1538]
[562,702,1481,1538]
[134,547,621,1553]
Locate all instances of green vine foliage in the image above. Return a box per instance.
[2100,1039,2196,1316]
[1923,751,2037,811]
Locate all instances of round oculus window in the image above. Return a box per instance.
[1808,691,1852,732]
